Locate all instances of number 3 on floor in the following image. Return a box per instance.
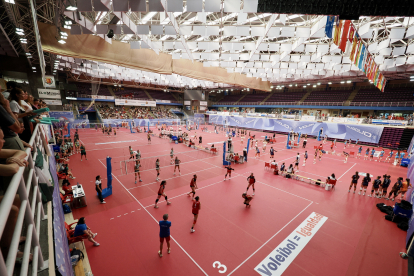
[212,261,227,273]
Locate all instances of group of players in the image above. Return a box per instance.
[97,125,117,136]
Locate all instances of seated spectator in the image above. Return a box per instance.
[73,217,100,246]
[62,179,73,195]
[59,164,76,179]
[286,164,294,178]
[234,153,240,163]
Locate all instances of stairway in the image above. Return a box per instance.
[299,90,311,103]
[235,94,247,103]
[399,128,414,150]
[260,92,274,105]
[144,90,154,100]
[344,88,359,106]
[107,86,116,97]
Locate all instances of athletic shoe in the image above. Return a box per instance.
[400,252,409,259]
[139,179,142,182]
[252,193,255,195]
[224,179,226,181]
[302,164,305,166]
[229,178,231,180]
[154,205,159,209]
[86,159,88,160]
[368,194,371,197]
[92,233,98,238]
[392,198,395,201]
[135,181,137,184]
[167,202,171,205]
[93,243,100,247]
[190,229,195,233]
[363,193,365,196]
[173,173,175,175]
[168,249,171,254]
[348,190,350,193]
[358,192,361,195]
[158,251,163,257]
[179,173,181,175]
[101,201,106,204]
[81,160,82,161]
[353,191,355,194]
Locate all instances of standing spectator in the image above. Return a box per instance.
[158,214,171,257]
[0,89,25,150]
[8,88,35,143]
[95,175,106,204]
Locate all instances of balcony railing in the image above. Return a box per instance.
[215,101,345,106]
[349,102,414,107]
[0,124,51,276]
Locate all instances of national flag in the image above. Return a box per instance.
[368,59,375,81]
[374,69,380,85]
[339,20,350,52]
[358,46,365,70]
[350,36,358,61]
[325,16,335,38]
[381,78,387,92]
[333,19,342,46]
[354,40,362,66]
[348,24,355,42]
[363,53,370,74]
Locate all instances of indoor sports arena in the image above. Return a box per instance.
[2,0,414,275]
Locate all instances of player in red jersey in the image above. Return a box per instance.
[154,180,171,209]
[190,196,201,233]
[246,173,256,195]
[224,164,234,181]
[242,193,253,207]
[187,175,198,199]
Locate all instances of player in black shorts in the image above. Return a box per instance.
[148,133,151,144]
[134,160,142,183]
[155,159,160,181]
[348,172,360,193]
[369,176,382,198]
[173,156,181,175]
[154,180,171,208]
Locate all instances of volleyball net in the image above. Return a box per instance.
[116,149,215,175]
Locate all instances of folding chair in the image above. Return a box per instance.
[264,162,270,170]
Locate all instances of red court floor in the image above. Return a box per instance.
[67,126,409,276]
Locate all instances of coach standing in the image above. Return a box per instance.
[95,175,106,204]
[158,214,171,257]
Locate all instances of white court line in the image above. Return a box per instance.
[227,201,313,276]
[95,140,137,145]
[98,159,208,276]
[338,163,357,180]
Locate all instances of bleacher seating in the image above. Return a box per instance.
[218,94,243,103]
[148,91,177,102]
[238,93,268,103]
[304,90,352,104]
[378,127,404,149]
[265,91,307,103]
[352,87,414,104]
[113,88,149,99]
[71,83,112,97]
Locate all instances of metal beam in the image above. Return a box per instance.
[0,22,18,57]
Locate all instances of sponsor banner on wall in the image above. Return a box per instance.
[71,119,90,128]
[43,99,62,105]
[156,100,171,103]
[38,88,61,99]
[282,114,296,119]
[102,119,180,127]
[200,101,208,106]
[200,106,206,111]
[209,115,384,143]
[48,111,74,122]
[91,95,115,100]
[43,75,56,88]
[115,99,156,107]
[328,117,363,124]
[302,115,316,121]
[184,101,191,105]
[372,119,408,126]
[255,212,328,276]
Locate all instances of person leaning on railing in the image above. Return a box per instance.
[0,127,32,264]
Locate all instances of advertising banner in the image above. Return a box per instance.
[372,119,408,126]
[209,115,384,143]
[115,99,156,107]
[43,99,62,105]
[38,88,61,99]
[156,100,171,103]
[102,119,180,127]
[91,95,115,100]
[302,116,316,121]
[48,111,74,122]
[200,101,208,106]
[184,101,191,105]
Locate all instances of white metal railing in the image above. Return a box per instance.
[215,101,345,106]
[349,101,414,107]
[0,124,51,276]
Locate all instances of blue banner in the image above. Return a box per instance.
[325,16,335,38]
[209,115,384,144]
[406,136,414,249]
[49,111,75,122]
[102,119,180,127]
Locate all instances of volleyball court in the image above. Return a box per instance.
[66,123,409,276]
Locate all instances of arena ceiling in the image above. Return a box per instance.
[2,0,414,90]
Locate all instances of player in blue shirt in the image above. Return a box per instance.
[344,139,348,148]
[303,151,308,166]
[364,148,370,160]
[158,214,171,257]
[370,148,375,161]
[357,146,363,159]
[385,150,394,163]
[378,149,385,162]
[395,151,400,164]
[400,151,406,165]
[355,139,359,147]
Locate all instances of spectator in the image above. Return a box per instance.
[8,88,35,143]
[73,217,100,246]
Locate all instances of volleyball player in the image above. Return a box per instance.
[148,133,151,144]
[155,159,161,181]
[357,146,362,159]
[170,148,174,164]
[330,141,334,153]
[355,139,359,147]
[359,173,371,196]
[378,149,385,162]
[173,156,181,175]
[114,129,117,136]
[187,175,198,199]
[294,153,300,171]
[255,147,260,158]
[313,148,318,164]
[344,139,347,148]
[364,148,370,160]
[369,176,382,197]
[262,140,267,151]
[224,164,234,181]
[370,148,375,161]
[242,193,253,207]
[129,146,134,159]
[343,151,349,163]
[102,127,105,135]
[395,151,401,165]
[303,151,308,166]
[400,151,406,165]
[241,134,244,145]
[190,196,201,233]
[385,150,394,163]
[75,139,80,154]
[134,160,142,183]
[323,134,327,144]
[246,173,256,195]
[135,149,141,160]
[379,175,391,199]
[348,171,360,193]
[154,180,171,208]
[318,148,323,161]
[270,147,275,159]
[80,144,87,161]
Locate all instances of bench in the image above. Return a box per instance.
[74,259,86,276]
[266,170,335,190]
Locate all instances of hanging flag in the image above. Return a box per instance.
[381,79,387,92]
[354,40,362,66]
[325,16,335,38]
[333,19,342,46]
[358,45,366,70]
[339,20,350,52]
[363,53,370,73]
[350,36,358,61]
[348,24,355,42]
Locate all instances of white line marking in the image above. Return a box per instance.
[227,201,313,276]
[98,159,208,276]
[338,163,357,180]
[131,211,135,213]
[124,213,128,215]
[95,140,137,145]
[110,218,114,220]
[117,215,121,218]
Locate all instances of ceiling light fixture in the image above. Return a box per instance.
[58,39,66,44]
[346,80,351,83]
[5,0,15,4]
[66,5,77,11]
[328,82,332,84]
[340,81,345,84]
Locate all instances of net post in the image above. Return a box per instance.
[101,156,113,198]
[223,142,231,165]
[286,132,291,149]
[317,127,322,141]
[246,138,250,162]
[298,132,301,144]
